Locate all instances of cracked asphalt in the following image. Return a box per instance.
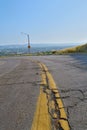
[0,55,87,130]
[0,57,41,130]
[31,54,87,130]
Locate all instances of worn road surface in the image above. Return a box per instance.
[0,57,41,130]
[31,54,87,130]
[0,55,87,130]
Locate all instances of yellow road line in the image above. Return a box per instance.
[31,62,70,130]
[41,63,70,130]
[31,64,51,130]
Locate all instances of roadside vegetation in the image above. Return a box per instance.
[51,43,87,55]
[34,43,87,55]
[0,43,87,57]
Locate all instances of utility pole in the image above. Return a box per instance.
[21,32,31,53]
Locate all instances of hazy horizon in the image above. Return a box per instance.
[0,43,79,56]
[0,42,85,46]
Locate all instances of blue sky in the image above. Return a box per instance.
[0,0,87,45]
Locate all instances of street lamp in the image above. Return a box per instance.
[21,32,31,53]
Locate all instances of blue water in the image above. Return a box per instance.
[0,44,76,55]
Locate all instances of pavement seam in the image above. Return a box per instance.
[40,63,70,130]
[31,61,70,130]
[30,62,51,130]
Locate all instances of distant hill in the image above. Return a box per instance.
[52,43,87,54]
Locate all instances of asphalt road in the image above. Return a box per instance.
[31,54,87,130]
[0,55,87,130]
[0,57,41,130]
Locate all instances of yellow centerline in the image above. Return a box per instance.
[31,62,70,130]
[31,63,51,130]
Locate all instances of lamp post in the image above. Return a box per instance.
[21,32,31,53]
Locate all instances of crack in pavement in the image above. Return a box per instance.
[42,86,71,130]
[40,62,70,129]
[58,88,87,128]
[60,88,86,102]
[0,81,40,86]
